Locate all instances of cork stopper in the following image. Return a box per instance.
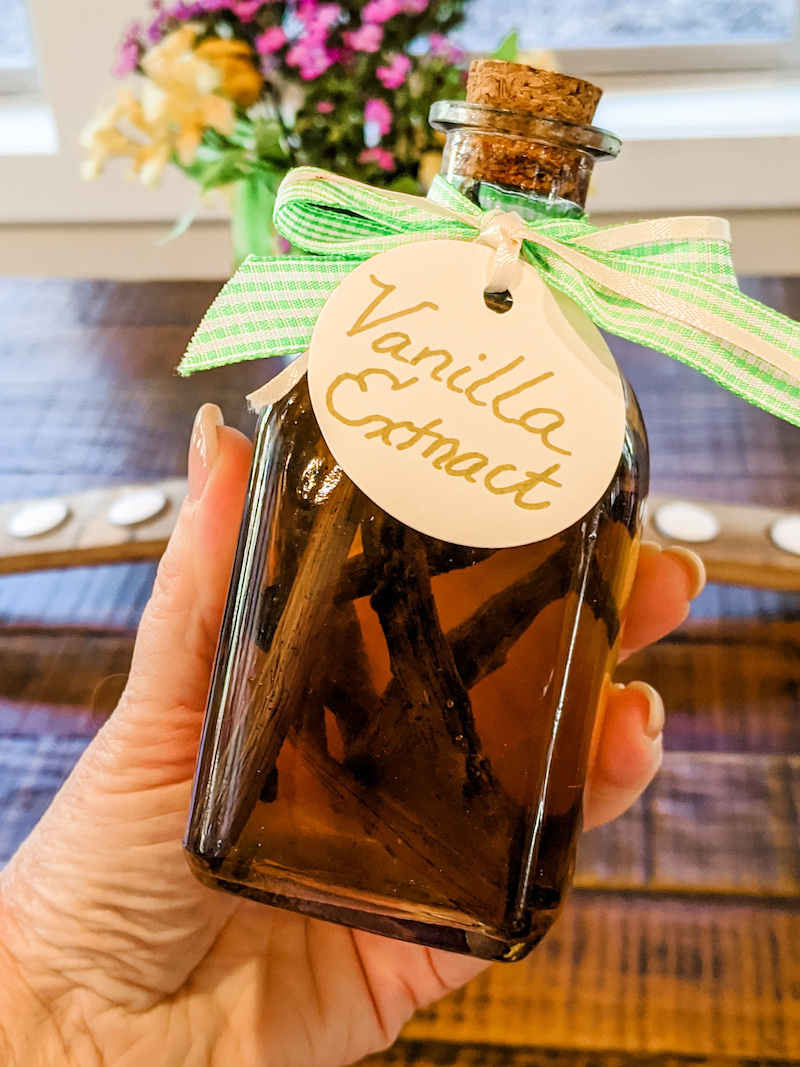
[466,60,602,125]
[436,61,608,205]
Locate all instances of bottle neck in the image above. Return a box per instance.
[438,129,593,220]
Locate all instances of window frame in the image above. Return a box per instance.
[0,68,39,95]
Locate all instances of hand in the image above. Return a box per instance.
[0,404,704,1067]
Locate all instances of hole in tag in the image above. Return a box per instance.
[484,289,513,314]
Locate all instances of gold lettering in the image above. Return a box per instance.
[516,409,570,455]
[491,373,571,455]
[395,418,443,450]
[484,464,562,510]
[364,419,420,447]
[445,365,472,393]
[443,452,489,482]
[326,368,418,428]
[408,346,453,380]
[347,275,438,337]
[371,331,412,362]
[325,375,566,513]
[420,425,460,468]
[463,356,525,407]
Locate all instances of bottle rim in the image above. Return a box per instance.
[429,100,621,161]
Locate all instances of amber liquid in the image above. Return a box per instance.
[185,374,648,961]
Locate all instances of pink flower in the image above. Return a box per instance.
[145,13,168,42]
[255,26,287,53]
[315,3,342,27]
[303,52,337,78]
[286,40,338,79]
[233,0,263,19]
[427,32,464,62]
[362,0,401,22]
[167,2,204,17]
[316,100,335,113]
[376,52,411,88]
[168,0,211,14]
[399,0,427,11]
[344,23,383,52]
[120,19,142,44]
[359,147,395,171]
[296,1,339,28]
[364,97,392,137]
[113,39,140,77]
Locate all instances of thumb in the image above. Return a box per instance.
[102,403,253,787]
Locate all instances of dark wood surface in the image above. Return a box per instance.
[1,277,799,1064]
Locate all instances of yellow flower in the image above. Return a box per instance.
[140,26,237,162]
[141,25,217,95]
[135,141,173,188]
[79,95,150,182]
[81,25,247,186]
[194,38,263,108]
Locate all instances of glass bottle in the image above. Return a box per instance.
[185,62,649,962]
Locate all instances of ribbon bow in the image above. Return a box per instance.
[180,166,800,428]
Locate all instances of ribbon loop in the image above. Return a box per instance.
[180,167,800,429]
[475,209,528,293]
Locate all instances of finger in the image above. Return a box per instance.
[583,680,664,831]
[620,541,705,659]
[102,404,253,784]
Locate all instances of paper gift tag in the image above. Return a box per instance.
[307,240,626,549]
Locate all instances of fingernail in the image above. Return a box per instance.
[639,539,662,555]
[663,546,707,600]
[188,403,223,502]
[626,680,665,740]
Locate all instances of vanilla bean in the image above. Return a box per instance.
[311,600,380,749]
[293,735,508,914]
[447,506,633,692]
[335,541,495,604]
[200,435,365,862]
[351,512,497,797]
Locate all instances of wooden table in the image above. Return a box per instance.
[1,277,799,1066]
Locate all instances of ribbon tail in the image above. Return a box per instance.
[523,238,800,428]
[178,254,356,376]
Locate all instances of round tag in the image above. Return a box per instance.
[307,240,626,549]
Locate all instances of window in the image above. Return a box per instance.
[458,0,799,74]
[0,0,38,94]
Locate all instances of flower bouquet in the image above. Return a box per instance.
[82,0,469,262]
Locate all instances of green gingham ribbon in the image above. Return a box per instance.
[180,166,800,427]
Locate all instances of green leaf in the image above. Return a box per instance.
[196,149,249,191]
[157,198,201,246]
[490,30,518,61]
